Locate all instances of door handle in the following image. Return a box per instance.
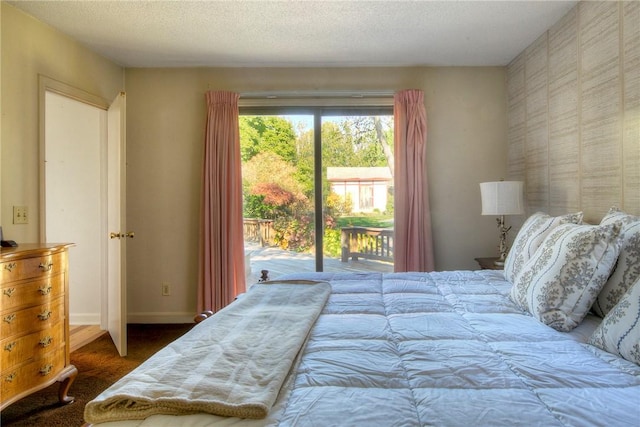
[110,232,134,239]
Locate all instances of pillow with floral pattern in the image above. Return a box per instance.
[592,207,640,317]
[589,276,640,365]
[503,211,583,283]
[510,222,621,331]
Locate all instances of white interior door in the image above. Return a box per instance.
[107,92,128,357]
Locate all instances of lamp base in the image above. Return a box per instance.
[495,215,510,266]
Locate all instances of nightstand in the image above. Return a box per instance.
[475,257,504,270]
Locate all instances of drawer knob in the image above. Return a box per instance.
[38,310,52,321]
[3,262,17,273]
[38,285,52,295]
[39,364,53,376]
[3,287,15,297]
[4,372,16,383]
[39,262,54,272]
[39,336,53,348]
[3,313,16,324]
[4,341,17,352]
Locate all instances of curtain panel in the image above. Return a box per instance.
[198,91,246,313]
[393,90,435,272]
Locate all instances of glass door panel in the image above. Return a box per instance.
[240,115,315,283]
[321,115,394,273]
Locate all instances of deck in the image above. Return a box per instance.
[245,244,393,284]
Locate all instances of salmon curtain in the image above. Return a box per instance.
[198,91,246,313]
[393,90,435,272]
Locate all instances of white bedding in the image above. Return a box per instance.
[89,270,640,427]
[85,282,331,423]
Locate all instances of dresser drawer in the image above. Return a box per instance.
[1,350,65,403]
[1,273,65,312]
[1,323,65,370]
[0,244,74,411]
[0,252,64,283]
[1,297,65,340]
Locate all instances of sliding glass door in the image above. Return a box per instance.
[321,114,394,273]
[240,108,393,283]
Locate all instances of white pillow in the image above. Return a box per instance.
[510,222,621,331]
[503,211,583,283]
[592,207,640,317]
[589,276,640,365]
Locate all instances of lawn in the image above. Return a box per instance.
[335,215,393,228]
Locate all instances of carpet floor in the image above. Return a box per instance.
[1,323,194,427]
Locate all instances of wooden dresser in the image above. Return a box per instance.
[0,243,77,410]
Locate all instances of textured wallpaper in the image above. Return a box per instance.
[507,1,639,223]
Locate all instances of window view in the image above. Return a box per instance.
[240,112,394,283]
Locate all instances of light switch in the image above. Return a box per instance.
[13,206,28,224]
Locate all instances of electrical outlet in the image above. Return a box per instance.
[162,283,171,296]
[13,206,28,224]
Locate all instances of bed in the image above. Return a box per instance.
[84,209,640,427]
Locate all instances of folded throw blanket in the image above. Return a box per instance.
[84,280,331,424]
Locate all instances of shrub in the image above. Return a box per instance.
[323,228,342,258]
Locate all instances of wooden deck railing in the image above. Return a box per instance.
[243,218,275,247]
[341,227,393,263]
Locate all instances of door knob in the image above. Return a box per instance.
[124,232,135,239]
[110,232,121,239]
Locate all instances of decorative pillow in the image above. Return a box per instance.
[589,276,640,365]
[592,207,640,317]
[510,222,621,331]
[503,211,583,283]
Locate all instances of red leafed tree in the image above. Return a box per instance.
[251,182,296,207]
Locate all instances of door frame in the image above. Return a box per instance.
[39,76,110,329]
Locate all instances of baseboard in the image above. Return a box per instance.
[70,312,195,325]
[69,313,101,325]
[127,312,196,324]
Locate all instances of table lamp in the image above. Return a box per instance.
[480,181,524,266]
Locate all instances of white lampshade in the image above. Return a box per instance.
[480,181,524,216]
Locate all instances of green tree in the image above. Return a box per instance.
[321,117,390,169]
[321,121,356,167]
[239,118,261,161]
[239,116,297,163]
[342,116,393,170]
[293,128,314,198]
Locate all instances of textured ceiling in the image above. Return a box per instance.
[9,0,578,68]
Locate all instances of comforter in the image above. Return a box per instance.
[88,270,640,427]
[85,281,331,423]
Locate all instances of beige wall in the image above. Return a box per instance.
[2,2,509,322]
[125,66,508,320]
[507,1,640,223]
[1,3,124,243]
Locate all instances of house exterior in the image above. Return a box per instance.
[327,167,392,213]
